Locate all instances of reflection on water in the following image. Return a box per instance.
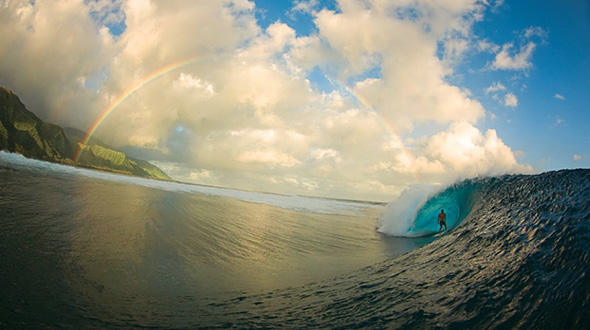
[0,161,430,327]
[4,155,590,329]
[65,179,411,296]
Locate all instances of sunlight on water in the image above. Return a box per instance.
[3,152,589,329]
[0,152,422,299]
[0,151,374,216]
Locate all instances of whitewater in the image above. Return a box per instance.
[1,151,589,329]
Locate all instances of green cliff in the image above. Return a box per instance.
[0,87,74,161]
[0,87,171,181]
[66,127,171,180]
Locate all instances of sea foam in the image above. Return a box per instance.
[0,151,373,216]
[377,183,441,237]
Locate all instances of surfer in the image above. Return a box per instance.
[438,209,447,233]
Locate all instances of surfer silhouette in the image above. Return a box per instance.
[438,209,447,233]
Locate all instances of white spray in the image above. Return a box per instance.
[377,183,441,237]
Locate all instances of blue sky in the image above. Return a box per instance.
[253,0,590,171]
[0,0,589,201]
[465,0,590,170]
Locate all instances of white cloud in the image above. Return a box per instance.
[477,39,500,53]
[491,0,505,11]
[492,42,536,70]
[291,0,319,15]
[486,82,517,107]
[173,73,215,96]
[311,1,486,133]
[524,26,548,40]
[0,0,531,201]
[486,82,507,94]
[554,93,565,100]
[504,92,518,107]
[245,22,296,58]
[555,117,565,126]
[86,0,126,34]
[238,149,302,168]
[489,26,547,71]
[0,0,115,124]
[425,122,531,178]
[190,169,214,179]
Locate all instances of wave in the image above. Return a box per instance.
[0,151,373,216]
[202,169,590,329]
[378,178,481,237]
[3,149,590,329]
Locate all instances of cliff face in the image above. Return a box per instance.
[74,140,171,181]
[0,87,75,161]
[0,87,171,181]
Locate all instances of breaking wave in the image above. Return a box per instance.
[207,169,590,329]
[377,179,481,237]
[2,149,590,329]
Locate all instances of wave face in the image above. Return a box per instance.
[203,169,590,329]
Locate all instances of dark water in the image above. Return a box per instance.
[1,152,590,329]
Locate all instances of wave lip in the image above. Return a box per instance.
[377,183,440,237]
[378,179,480,237]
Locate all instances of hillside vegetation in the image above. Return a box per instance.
[0,87,170,181]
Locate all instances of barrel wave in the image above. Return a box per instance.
[378,179,480,237]
[205,170,590,329]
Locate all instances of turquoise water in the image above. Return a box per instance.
[377,180,479,237]
[410,180,479,236]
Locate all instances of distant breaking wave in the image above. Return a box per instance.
[0,151,373,216]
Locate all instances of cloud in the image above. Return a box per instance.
[554,93,565,100]
[504,93,518,107]
[311,1,486,132]
[524,26,548,40]
[173,73,215,96]
[477,39,500,53]
[554,117,565,126]
[0,0,531,201]
[489,26,547,71]
[0,0,115,125]
[485,82,507,94]
[492,42,536,70]
[574,154,582,161]
[425,122,531,178]
[290,0,319,16]
[486,82,517,107]
[86,0,126,35]
[491,0,505,12]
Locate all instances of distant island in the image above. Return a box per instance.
[0,87,171,181]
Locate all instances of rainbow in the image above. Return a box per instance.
[74,56,207,162]
[325,76,400,140]
[325,76,419,180]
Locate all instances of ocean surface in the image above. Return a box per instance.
[1,151,589,329]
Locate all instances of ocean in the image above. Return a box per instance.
[1,151,589,329]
